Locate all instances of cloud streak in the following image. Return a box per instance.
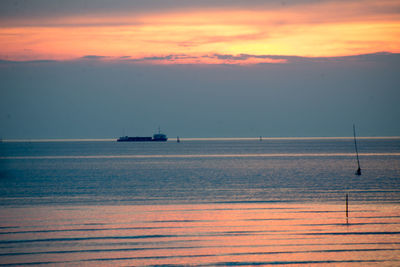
[3,52,394,66]
[128,54,287,65]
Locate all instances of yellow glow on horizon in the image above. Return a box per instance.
[226,22,400,57]
[0,2,399,63]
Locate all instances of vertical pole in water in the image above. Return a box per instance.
[346,194,349,219]
[353,124,361,176]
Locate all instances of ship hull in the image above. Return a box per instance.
[117,136,167,142]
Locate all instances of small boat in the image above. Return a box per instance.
[353,124,361,176]
[177,136,180,143]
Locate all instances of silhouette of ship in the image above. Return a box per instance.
[117,128,168,142]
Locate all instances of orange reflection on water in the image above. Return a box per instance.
[0,202,399,265]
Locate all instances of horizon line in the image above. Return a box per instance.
[2,136,400,142]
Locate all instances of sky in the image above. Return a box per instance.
[0,0,399,139]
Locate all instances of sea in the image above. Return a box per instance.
[0,137,399,266]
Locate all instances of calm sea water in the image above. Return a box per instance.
[0,138,399,265]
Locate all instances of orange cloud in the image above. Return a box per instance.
[0,0,399,63]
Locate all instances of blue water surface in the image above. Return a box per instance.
[0,138,399,205]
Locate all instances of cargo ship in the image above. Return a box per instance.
[117,129,168,142]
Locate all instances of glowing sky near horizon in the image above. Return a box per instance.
[0,0,400,64]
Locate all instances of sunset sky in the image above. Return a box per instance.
[1,0,399,63]
[0,0,399,138]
